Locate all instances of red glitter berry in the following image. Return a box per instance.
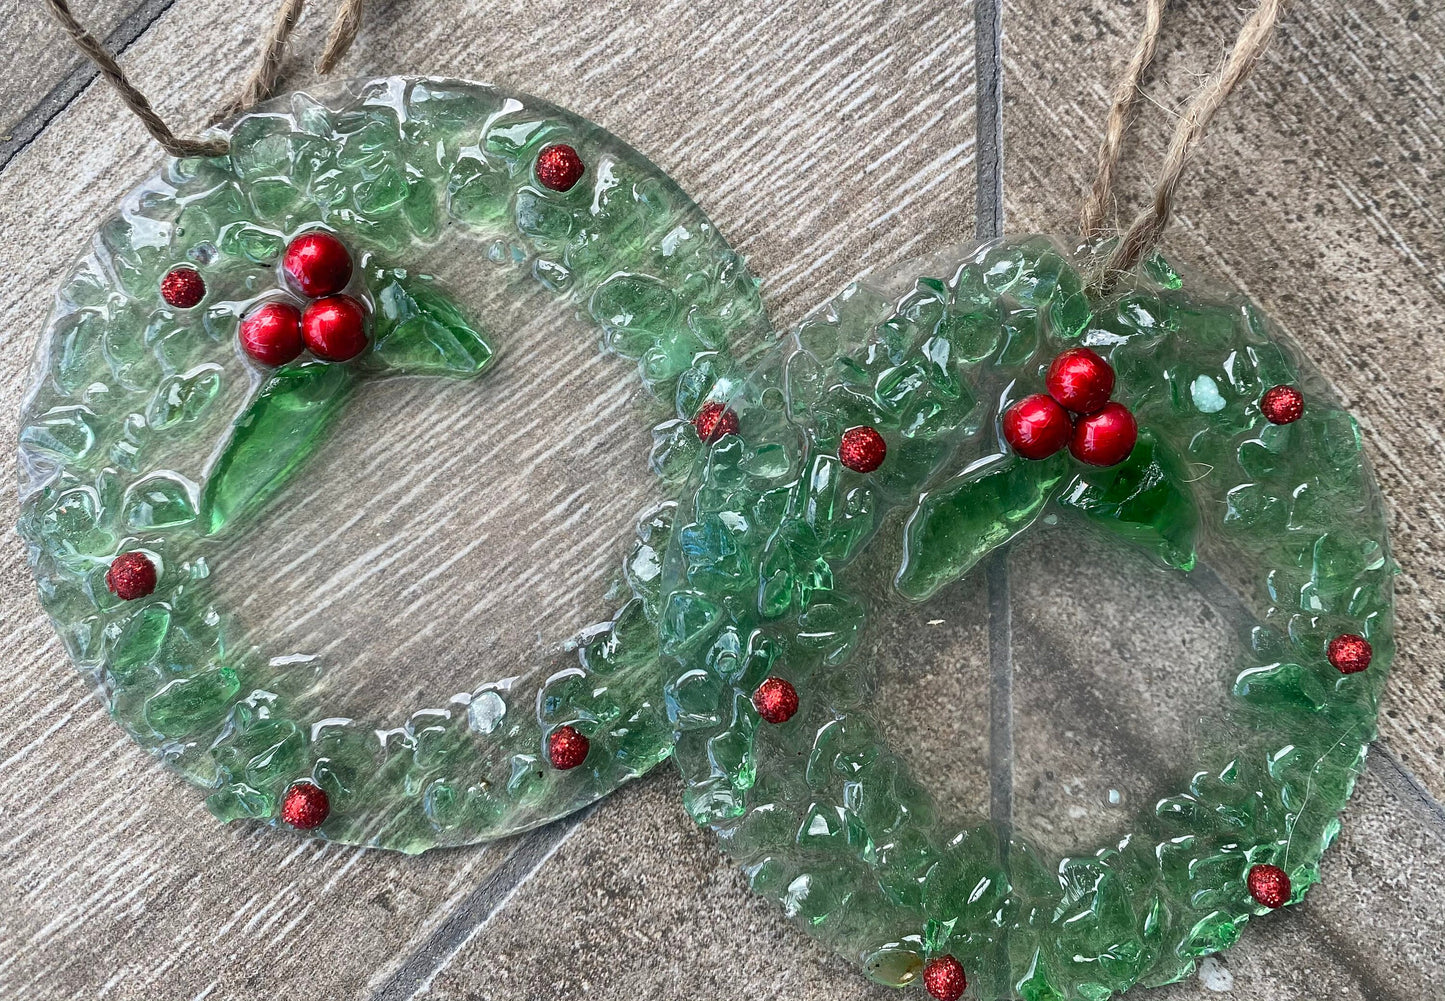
[282,231,353,297]
[1260,384,1304,425]
[239,301,304,366]
[280,781,330,830]
[159,266,206,309]
[693,401,739,443]
[923,956,967,1001]
[302,294,369,362]
[1046,346,1115,415]
[839,425,887,473]
[752,677,799,724]
[1003,393,1072,460]
[1327,633,1373,675]
[535,143,586,192]
[548,725,590,770]
[1247,863,1291,908]
[1070,401,1138,467]
[105,551,157,601]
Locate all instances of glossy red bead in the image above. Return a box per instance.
[535,143,586,192]
[548,725,590,770]
[693,401,739,443]
[282,231,353,297]
[839,425,887,473]
[1260,384,1304,425]
[1327,633,1373,674]
[302,294,369,362]
[923,955,967,1001]
[1247,863,1291,908]
[1070,401,1138,466]
[752,677,799,724]
[159,266,206,308]
[1003,393,1072,459]
[106,552,157,600]
[1046,346,1115,414]
[239,301,304,366]
[280,781,330,829]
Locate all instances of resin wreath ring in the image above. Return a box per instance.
[17,76,768,852]
[658,235,1392,999]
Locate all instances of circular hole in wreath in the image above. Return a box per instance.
[209,235,657,729]
[845,503,1249,855]
[1003,526,1249,854]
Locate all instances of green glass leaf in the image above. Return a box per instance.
[369,271,496,376]
[895,454,1065,600]
[1057,430,1199,571]
[198,362,355,535]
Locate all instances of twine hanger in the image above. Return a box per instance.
[42,0,366,158]
[1081,0,1288,294]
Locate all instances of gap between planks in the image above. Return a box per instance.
[973,0,1012,835]
[368,807,594,1001]
[0,0,180,172]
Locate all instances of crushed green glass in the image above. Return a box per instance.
[17,77,768,852]
[658,235,1392,999]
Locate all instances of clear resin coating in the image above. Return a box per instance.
[658,236,1393,999]
[17,77,768,852]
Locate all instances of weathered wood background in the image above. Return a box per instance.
[1,1,1442,999]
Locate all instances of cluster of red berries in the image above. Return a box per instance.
[239,232,369,367]
[1003,347,1137,467]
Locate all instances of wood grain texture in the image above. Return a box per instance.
[0,0,1441,998]
[0,0,176,168]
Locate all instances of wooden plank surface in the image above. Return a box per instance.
[0,0,1441,999]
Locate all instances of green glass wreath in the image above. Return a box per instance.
[17,77,768,852]
[657,235,1392,1000]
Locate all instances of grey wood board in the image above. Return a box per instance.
[0,0,1441,998]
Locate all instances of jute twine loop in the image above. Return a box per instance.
[1078,0,1168,243]
[1085,0,1288,294]
[43,0,368,158]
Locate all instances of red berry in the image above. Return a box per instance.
[1247,863,1291,908]
[239,301,304,366]
[1046,346,1115,414]
[1327,633,1373,674]
[1003,393,1071,459]
[548,725,590,770]
[839,425,887,473]
[693,401,739,443]
[1070,401,1137,466]
[159,266,206,308]
[302,294,369,362]
[282,232,353,297]
[105,552,157,601]
[923,955,967,1001]
[1260,384,1304,425]
[752,677,799,724]
[280,781,330,829]
[535,143,586,192]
